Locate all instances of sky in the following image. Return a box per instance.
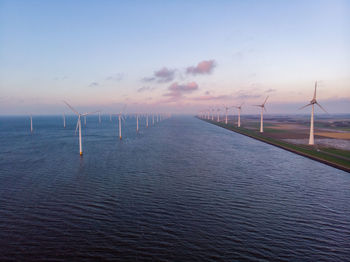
[0,0,349,115]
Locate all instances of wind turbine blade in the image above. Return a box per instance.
[75,118,79,135]
[82,110,100,116]
[264,105,267,112]
[63,100,79,115]
[263,96,269,106]
[313,81,317,100]
[299,103,312,110]
[240,102,244,107]
[316,102,328,114]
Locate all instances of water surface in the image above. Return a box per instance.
[0,116,349,261]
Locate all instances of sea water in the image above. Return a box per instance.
[0,116,349,261]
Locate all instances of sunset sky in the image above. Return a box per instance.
[0,0,349,114]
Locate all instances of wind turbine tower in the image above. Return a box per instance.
[64,101,98,156]
[234,103,244,128]
[223,105,232,125]
[136,114,139,132]
[254,96,269,133]
[300,81,327,145]
[63,113,66,128]
[118,114,122,140]
[30,115,33,133]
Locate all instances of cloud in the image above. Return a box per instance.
[236,94,261,99]
[106,73,124,81]
[143,67,175,83]
[192,94,229,101]
[266,88,276,93]
[234,90,261,100]
[186,60,216,75]
[163,82,199,101]
[142,77,156,82]
[89,82,99,87]
[155,67,175,82]
[137,86,155,92]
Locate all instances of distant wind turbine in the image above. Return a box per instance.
[233,103,244,127]
[64,101,98,156]
[99,112,101,124]
[254,96,268,133]
[63,113,66,128]
[118,114,122,139]
[118,105,127,140]
[299,81,327,145]
[223,105,233,125]
[136,114,139,132]
[216,107,220,122]
[30,115,33,133]
[146,114,149,128]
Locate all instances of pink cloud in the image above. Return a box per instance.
[163,82,199,101]
[137,86,155,92]
[143,67,175,83]
[192,94,229,101]
[186,60,216,75]
[168,82,198,93]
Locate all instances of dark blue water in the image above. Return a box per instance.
[0,116,349,261]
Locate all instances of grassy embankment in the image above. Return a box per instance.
[201,118,350,173]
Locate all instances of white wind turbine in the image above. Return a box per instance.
[99,112,101,124]
[233,103,244,127]
[146,114,149,128]
[216,107,220,122]
[223,105,233,125]
[136,114,139,132]
[118,114,122,139]
[63,113,66,128]
[299,81,327,145]
[118,105,127,140]
[30,115,33,133]
[64,101,98,156]
[254,96,268,133]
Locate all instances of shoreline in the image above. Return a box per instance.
[199,118,350,173]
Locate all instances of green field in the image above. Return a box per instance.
[201,118,350,173]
